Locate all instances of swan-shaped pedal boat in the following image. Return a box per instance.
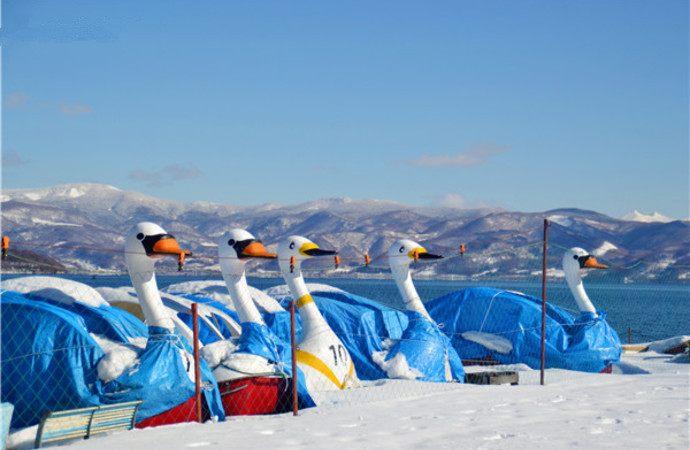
[276,236,359,399]
[168,229,314,414]
[0,222,225,429]
[425,247,622,372]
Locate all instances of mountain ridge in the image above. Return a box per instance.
[1,183,687,280]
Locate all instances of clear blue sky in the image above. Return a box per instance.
[2,0,688,218]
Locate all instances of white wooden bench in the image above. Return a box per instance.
[34,400,142,448]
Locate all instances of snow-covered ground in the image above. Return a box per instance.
[22,352,687,450]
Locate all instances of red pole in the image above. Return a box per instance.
[191,303,203,423]
[540,218,549,386]
[290,300,299,416]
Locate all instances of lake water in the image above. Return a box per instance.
[3,274,688,342]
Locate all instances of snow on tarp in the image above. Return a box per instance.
[165,280,284,313]
[2,276,107,307]
[461,331,513,354]
[4,276,147,344]
[1,291,225,429]
[98,286,240,345]
[425,287,622,373]
[377,312,465,382]
[1,292,105,428]
[272,286,463,382]
[90,334,144,383]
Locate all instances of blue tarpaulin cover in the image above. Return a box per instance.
[382,311,465,382]
[425,287,622,372]
[277,291,463,382]
[38,297,147,344]
[0,291,225,428]
[102,325,225,421]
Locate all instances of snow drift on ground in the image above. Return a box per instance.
[9,351,686,450]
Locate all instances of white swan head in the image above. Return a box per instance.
[387,238,443,270]
[125,222,191,271]
[562,247,608,314]
[218,228,276,275]
[562,247,608,276]
[277,235,337,273]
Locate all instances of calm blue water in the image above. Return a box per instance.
[3,274,688,342]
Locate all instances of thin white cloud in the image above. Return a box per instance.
[59,103,93,115]
[408,144,508,167]
[433,193,492,209]
[128,163,203,187]
[4,92,28,108]
[2,150,28,167]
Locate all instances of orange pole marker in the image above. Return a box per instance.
[1,236,9,260]
[334,255,341,269]
[290,256,296,273]
[364,254,371,267]
[459,244,466,256]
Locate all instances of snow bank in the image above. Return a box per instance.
[461,331,514,354]
[2,276,108,307]
[53,352,690,450]
[646,336,690,354]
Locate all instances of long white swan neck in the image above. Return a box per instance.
[391,264,431,319]
[127,262,175,330]
[281,263,329,334]
[565,265,597,315]
[221,268,265,325]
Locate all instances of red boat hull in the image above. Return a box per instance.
[218,376,291,416]
[136,396,200,428]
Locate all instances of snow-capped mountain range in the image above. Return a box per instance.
[1,183,687,280]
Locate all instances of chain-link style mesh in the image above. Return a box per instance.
[2,220,688,437]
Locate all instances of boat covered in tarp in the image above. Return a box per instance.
[0,291,225,429]
[425,287,622,372]
[270,286,463,382]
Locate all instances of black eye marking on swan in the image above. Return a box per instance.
[137,233,145,240]
[399,246,405,253]
[289,242,295,250]
[228,239,235,246]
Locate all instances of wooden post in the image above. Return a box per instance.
[540,219,549,386]
[191,303,203,423]
[627,327,632,344]
[290,299,299,416]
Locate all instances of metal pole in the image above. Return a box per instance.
[627,327,632,344]
[290,300,299,416]
[191,303,203,423]
[540,218,549,386]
